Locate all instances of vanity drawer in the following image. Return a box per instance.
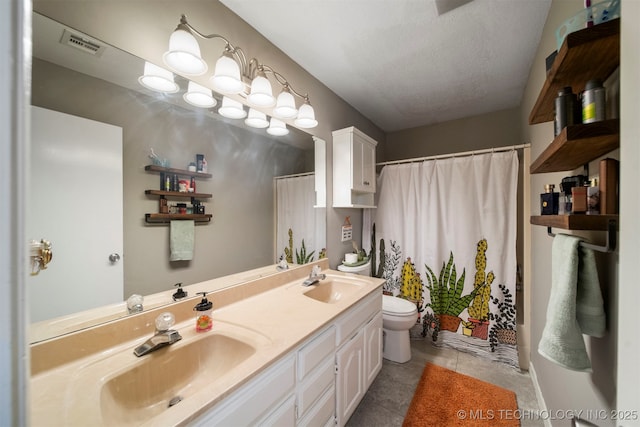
[297,357,335,419]
[297,326,336,381]
[335,291,381,346]
[298,384,336,427]
[193,354,295,426]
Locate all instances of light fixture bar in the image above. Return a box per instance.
[164,14,318,128]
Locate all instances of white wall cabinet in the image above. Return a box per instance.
[191,292,382,427]
[332,127,378,208]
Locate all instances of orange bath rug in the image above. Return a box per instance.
[403,363,520,427]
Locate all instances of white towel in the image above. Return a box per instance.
[538,234,606,372]
[170,220,195,261]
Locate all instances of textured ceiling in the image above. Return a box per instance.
[220,0,551,132]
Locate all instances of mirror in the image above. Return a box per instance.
[29,12,326,343]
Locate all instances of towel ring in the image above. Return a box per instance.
[546,219,617,253]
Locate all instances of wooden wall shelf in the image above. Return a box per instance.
[145,164,212,179]
[531,214,618,231]
[530,119,619,173]
[529,18,620,125]
[145,190,212,199]
[145,213,212,223]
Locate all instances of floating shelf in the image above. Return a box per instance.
[530,119,619,173]
[529,18,620,125]
[145,213,212,223]
[145,164,212,179]
[145,190,212,199]
[530,214,618,231]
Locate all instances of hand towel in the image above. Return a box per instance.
[538,234,606,372]
[170,220,195,261]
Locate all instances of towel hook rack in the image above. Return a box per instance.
[546,219,617,253]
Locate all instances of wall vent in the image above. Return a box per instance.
[59,29,106,57]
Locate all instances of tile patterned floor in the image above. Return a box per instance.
[346,337,543,426]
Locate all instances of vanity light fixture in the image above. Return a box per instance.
[183,81,217,108]
[267,118,289,136]
[245,108,269,128]
[138,61,180,93]
[218,96,247,119]
[163,14,318,128]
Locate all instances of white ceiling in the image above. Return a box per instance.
[220,0,551,132]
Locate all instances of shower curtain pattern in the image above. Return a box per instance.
[364,151,519,367]
[275,174,326,264]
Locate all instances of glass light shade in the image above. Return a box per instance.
[244,108,269,128]
[247,74,275,107]
[273,88,298,119]
[218,96,247,119]
[138,62,179,93]
[210,52,244,94]
[266,118,289,136]
[162,29,207,76]
[294,102,318,128]
[183,81,217,108]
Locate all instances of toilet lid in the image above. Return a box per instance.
[382,295,417,315]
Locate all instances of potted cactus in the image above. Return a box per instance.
[467,239,494,340]
[489,283,517,351]
[425,252,478,333]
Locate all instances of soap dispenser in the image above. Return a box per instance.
[172,283,188,301]
[193,291,213,332]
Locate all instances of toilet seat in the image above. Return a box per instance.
[382,295,417,315]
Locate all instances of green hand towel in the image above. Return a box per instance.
[538,234,605,372]
[170,220,195,261]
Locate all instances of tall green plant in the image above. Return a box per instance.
[425,252,477,317]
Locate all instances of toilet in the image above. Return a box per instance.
[336,259,371,275]
[382,295,418,363]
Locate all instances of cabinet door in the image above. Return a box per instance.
[360,139,376,193]
[351,135,375,193]
[335,330,364,426]
[363,312,383,389]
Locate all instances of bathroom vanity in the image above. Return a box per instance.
[29,259,384,426]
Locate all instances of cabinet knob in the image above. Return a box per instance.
[363,181,370,186]
[109,253,121,263]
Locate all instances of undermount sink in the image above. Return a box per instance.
[100,331,259,425]
[303,279,362,304]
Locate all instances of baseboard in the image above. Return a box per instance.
[528,362,552,427]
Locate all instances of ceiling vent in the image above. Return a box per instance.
[59,29,105,57]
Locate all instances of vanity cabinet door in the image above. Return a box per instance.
[363,312,383,389]
[335,330,365,426]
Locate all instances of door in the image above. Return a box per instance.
[28,106,123,322]
[363,313,383,389]
[335,330,364,426]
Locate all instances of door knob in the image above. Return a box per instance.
[109,253,121,263]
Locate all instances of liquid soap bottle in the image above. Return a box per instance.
[194,291,213,332]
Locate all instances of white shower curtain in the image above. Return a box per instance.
[364,151,519,367]
[275,174,326,264]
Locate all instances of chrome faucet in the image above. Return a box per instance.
[302,265,327,286]
[134,312,182,357]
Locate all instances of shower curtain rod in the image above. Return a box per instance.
[377,143,530,166]
[274,171,314,180]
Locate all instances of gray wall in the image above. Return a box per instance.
[384,107,521,160]
[521,1,618,423]
[32,57,308,297]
